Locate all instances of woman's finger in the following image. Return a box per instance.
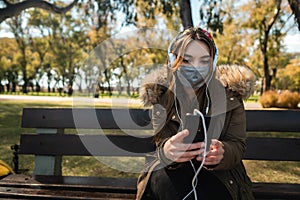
[169,129,189,143]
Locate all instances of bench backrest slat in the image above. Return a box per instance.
[19,134,155,156]
[22,108,300,132]
[245,110,300,132]
[245,137,300,161]
[21,108,152,129]
[19,134,300,161]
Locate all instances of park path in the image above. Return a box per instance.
[0,94,262,109]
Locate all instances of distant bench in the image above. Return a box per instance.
[0,108,299,199]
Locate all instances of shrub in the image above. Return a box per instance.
[277,90,300,109]
[259,90,300,109]
[260,90,278,108]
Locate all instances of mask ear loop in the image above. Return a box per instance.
[204,43,219,115]
[174,83,184,131]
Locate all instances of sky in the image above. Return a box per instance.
[283,34,300,53]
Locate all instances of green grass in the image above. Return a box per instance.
[0,97,299,182]
[244,94,259,102]
[244,160,300,183]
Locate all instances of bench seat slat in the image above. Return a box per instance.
[0,174,137,193]
[0,174,137,199]
[0,187,136,200]
[1,175,300,200]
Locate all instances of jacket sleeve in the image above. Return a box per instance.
[213,103,247,170]
[152,103,178,166]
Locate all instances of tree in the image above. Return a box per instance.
[0,37,19,92]
[0,0,78,23]
[214,1,249,65]
[7,14,31,93]
[242,0,292,92]
[48,13,87,94]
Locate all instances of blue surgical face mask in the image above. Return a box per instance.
[176,66,210,89]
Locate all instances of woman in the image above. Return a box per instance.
[137,27,256,200]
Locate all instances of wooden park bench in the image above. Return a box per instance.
[0,108,299,199]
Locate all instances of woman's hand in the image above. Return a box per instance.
[163,129,205,163]
[196,139,224,165]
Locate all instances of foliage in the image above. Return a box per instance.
[0,37,19,93]
[199,0,224,34]
[275,57,300,91]
[214,1,249,65]
[259,90,278,108]
[260,90,300,108]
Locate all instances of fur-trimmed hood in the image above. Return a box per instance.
[139,64,257,107]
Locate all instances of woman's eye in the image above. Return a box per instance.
[182,58,190,63]
[201,60,210,64]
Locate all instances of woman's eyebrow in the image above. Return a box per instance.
[201,55,211,59]
[183,54,211,59]
[183,54,193,58]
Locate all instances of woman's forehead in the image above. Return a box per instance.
[185,40,210,57]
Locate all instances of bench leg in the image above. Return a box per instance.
[33,128,63,176]
[33,155,62,175]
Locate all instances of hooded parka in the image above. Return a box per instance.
[137,64,256,200]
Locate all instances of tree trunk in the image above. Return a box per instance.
[104,69,112,96]
[288,0,300,31]
[179,0,193,29]
[117,76,122,96]
[21,71,28,93]
[6,83,10,92]
[262,30,271,92]
[263,51,272,92]
[260,0,282,93]
[21,56,28,93]
[126,79,131,97]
